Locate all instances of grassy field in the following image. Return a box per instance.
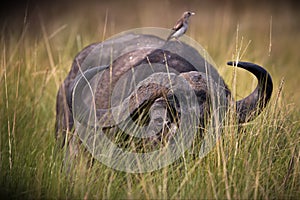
[1,0,299,199]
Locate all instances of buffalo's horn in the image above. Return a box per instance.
[227,61,273,123]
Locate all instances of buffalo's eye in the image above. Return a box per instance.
[191,74,202,82]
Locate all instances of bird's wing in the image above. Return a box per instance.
[172,18,184,31]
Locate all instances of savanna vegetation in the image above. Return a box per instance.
[0,0,299,199]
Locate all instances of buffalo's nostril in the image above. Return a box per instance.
[154,117,164,125]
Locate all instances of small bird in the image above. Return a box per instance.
[166,11,195,41]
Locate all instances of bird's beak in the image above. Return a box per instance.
[191,12,195,15]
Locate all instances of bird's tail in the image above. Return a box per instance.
[166,34,172,41]
[166,30,174,41]
[165,31,174,44]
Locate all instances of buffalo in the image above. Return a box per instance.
[55,31,273,160]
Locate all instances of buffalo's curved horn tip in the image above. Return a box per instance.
[227,61,273,123]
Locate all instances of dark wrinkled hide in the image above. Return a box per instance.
[55,34,273,148]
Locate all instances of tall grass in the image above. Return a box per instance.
[1,1,299,199]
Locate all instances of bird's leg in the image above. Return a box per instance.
[175,38,182,44]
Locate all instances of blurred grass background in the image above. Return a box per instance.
[0,0,299,199]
